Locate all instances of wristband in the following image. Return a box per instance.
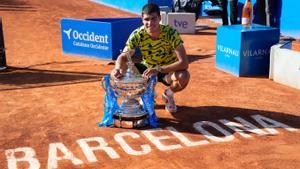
[154,66,162,73]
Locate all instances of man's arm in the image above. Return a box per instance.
[142,45,188,78]
[160,45,189,73]
[111,48,135,79]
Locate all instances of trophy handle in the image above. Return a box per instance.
[102,76,118,90]
[101,77,106,90]
[146,75,156,86]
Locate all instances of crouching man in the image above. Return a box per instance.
[111,3,190,113]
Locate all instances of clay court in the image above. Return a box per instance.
[0,0,300,168]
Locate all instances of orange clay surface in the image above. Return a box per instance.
[292,40,300,51]
[0,0,300,169]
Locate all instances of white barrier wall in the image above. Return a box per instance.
[167,13,195,34]
[160,11,168,25]
[269,42,300,90]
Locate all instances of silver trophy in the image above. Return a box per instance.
[111,50,148,128]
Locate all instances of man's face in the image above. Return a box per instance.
[142,12,161,35]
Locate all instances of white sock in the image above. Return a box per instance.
[165,88,174,97]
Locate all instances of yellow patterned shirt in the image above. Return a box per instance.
[126,24,184,68]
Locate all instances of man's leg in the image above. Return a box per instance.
[229,0,238,24]
[265,0,278,27]
[165,70,190,92]
[219,0,229,25]
[264,0,271,26]
[162,70,190,113]
[257,0,267,25]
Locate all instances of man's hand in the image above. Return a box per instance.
[111,68,123,80]
[142,68,159,79]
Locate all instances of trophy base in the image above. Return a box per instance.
[113,113,148,128]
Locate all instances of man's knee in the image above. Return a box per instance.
[174,70,190,81]
[170,71,190,91]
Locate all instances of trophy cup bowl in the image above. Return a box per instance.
[110,51,149,128]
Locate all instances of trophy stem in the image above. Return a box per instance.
[119,99,143,115]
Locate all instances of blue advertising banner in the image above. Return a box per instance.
[216,24,280,77]
[61,18,142,60]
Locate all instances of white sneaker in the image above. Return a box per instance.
[162,90,177,113]
[139,99,144,106]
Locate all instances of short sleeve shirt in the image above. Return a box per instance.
[126,24,184,68]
